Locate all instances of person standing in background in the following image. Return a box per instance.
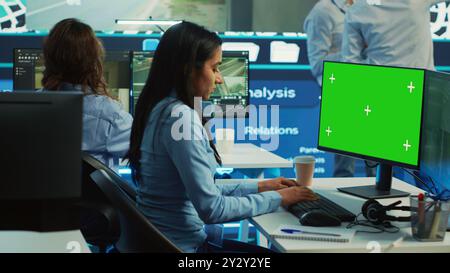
[342,0,450,70]
[341,0,450,180]
[305,0,375,177]
[304,0,353,85]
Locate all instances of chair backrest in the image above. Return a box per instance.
[82,152,137,201]
[90,169,182,253]
[80,152,122,250]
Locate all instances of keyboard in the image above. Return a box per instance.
[288,193,356,222]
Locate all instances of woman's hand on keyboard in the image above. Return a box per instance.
[257,177,297,192]
[277,186,319,207]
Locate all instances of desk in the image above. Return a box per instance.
[121,144,292,178]
[220,177,450,253]
[216,143,292,242]
[0,230,91,253]
[217,143,292,179]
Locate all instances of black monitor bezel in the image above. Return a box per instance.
[317,61,427,170]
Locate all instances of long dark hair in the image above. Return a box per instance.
[42,18,109,95]
[126,21,222,181]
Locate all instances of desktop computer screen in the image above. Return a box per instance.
[13,48,44,90]
[131,50,154,115]
[13,48,131,112]
[419,71,450,195]
[0,91,82,231]
[103,50,131,113]
[209,50,249,117]
[319,61,425,199]
[130,50,250,117]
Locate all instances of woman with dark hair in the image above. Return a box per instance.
[126,21,317,253]
[42,18,132,170]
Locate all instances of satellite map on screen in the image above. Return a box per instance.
[0,0,26,31]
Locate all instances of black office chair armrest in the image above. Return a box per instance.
[75,200,120,250]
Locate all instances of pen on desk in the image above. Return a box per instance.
[280,228,341,237]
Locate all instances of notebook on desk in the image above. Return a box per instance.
[270,224,355,243]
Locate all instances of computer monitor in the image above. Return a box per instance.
[131,50,154,115]
[13,48,131,112]
[13,48,43,90]
[103,50,131,113]
[208,51,250,118]
[0,91,83,231]
[319,61,426,199]
[419,70,450,196]
[130,50,250,117]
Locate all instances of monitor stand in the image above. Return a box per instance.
[337,185,410,199]
[337,163,410,199]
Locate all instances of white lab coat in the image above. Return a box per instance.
[342,0,450,70]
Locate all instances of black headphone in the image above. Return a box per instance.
[361,199,412,225]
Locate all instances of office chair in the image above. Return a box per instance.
[82,153,137,200]
[79,153,126,252]
[90,169,182,253]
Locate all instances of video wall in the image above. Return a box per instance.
[0,0,226,32]
[1,2,449,35]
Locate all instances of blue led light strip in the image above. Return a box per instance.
[436,66,450,71]
[250,64,311,70]
[0,63,13,68]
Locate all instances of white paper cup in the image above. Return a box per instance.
[215,128,235,154]
[294,156,315,186]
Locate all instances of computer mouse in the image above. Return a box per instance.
[299,210,342,227]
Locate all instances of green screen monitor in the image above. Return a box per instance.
[319,61,426,199]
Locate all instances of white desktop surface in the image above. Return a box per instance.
[0,230,91,253]
[217,143,292,169]
[120,144,293,169]
[217,177,450,253]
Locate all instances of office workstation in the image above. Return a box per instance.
[219,177,450,253]
[1,1,450,257]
